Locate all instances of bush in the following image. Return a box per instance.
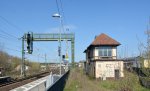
[140,77,150,88]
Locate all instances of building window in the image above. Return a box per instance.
[98,47,112,57]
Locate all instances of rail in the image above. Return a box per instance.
[0,72,49,91]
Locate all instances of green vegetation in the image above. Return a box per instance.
[64,68,149,91]
[137,30,150,88]
[0,50,40,78]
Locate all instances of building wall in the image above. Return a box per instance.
[89,62,95,77]
[112,47,117,59]
[91,46,117,60]
[90,48,94,58]
[144,59,150,68]
[95,61,124,79]
[85,46,124,79]
[85,62,95,77]
[95,48,99,57]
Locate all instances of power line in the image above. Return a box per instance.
[0,43,21,52]
[59,0,65,20]
[59,0,67,28]
[59,0,72,33]
[0,35,20,45]
[4,47,21,53]
[59,0,66,33]
[0,34,11,39]
[0,33,20,43]
[0,35,22,50]
[0,28,19,39]
[0,15,25,33]
[55,0,66,34]
[55,0,61,15]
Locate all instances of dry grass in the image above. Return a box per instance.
[64,68,149,91]
[64,68,110,91]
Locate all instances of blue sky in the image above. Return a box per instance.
[0,0,150,63]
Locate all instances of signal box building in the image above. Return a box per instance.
[84,33,124,80]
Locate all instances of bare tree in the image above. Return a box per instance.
[141,29,150,77]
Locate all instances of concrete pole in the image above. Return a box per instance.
[59,17,62,76]
[21,36,25,77]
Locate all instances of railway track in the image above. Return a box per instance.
[0,71,50,91]
[0,80,16,87]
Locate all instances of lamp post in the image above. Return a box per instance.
[52,13,62,75]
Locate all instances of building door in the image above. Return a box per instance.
[115,69,119,79]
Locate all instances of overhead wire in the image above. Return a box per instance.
[0,33,11,40]
[0,30,22,53]
[59,0,69,32]
[59,0,72,33]
[0,14,38,63]
[0,28,19,40]
[4,47,21,53]
[0,29,22,48]
[0,43,21,51]
[0,35,21,48]
[0,1,69,63]
[55,0,70,61]
[59,0,69,57]
[55,0,65,33]
[0,27,22,57]
[55,0,61,16]
[0,16,25,49]
[0,18,23,52]
[0,15,25,33]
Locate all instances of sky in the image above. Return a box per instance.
[0,0,150,63]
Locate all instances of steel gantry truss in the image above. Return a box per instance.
[21,33,75,77]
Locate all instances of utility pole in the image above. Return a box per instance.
[38,54,40,69]
[21,36,25,77]
[52,13,62,75]
[45,54,47,70]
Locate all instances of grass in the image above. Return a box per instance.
[64,68,150,91]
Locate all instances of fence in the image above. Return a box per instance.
[10,70,69,91]
[46,70,70,91]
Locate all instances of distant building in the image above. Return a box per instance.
[123,56,150,69]
[40,63,60,71]
[78,61,85,68]
[15,65,30,71]
[84,33,124,80]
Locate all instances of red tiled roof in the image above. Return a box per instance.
[84,33,120,53]
[91,33,120,46]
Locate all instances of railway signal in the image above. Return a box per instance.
[26,32,33,54]
[21,33,75,77]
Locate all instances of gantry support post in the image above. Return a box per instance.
[71,37,75,67]
[22,33,75,75]
[21,36,25,78]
